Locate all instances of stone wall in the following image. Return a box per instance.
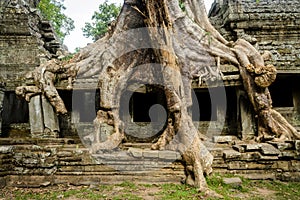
[0,138,299,188]
[0,0,65,91]
[209,0,300,71]
[209,0,300,129]
[0,0,67,135]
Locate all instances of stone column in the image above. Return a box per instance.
[29,95,60,138]
[0,85,5,135]
[238,92,256,140]
[29,95,44,137]
[41,96,59,137]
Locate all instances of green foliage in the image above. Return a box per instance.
[82,0,121,41]
[179,0,186,11]
[37,0,75,42]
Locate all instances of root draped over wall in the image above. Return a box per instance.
[15,0,300,194]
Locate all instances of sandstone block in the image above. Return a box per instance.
[223,149,241,160]
[223,177,242,186]
[261,144,280,156]
[158,150,180,160]
[233,145,245,153]
[295,140,300,151]
[213,136,237,143]
[143,150,159,158]
[128,148,143,158]
[244,143,262,151]
[0,146,14,154]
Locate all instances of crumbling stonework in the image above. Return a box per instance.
[0,0,67,136]
[210,0,300,70]
[0,138,299,188]
[209,0,300,136]
[0,0,300,189]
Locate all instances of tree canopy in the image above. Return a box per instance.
[82,0,121,41]
[38,0,75,42]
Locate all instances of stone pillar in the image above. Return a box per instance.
[29,95,60,138]
[238,91,256,140]
[29,95,44,137]
[41,96,59,137]
[0,85,5,135]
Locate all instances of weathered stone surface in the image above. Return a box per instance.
[259,155,279,161]
[268,141,294,151]
[0,146,14,154]
[244,144,262,151]
[240,173,276,180]
[213,136,237,143]
[260,144,281,156]
[276,161,290,172]
[143,150,159,158]
[228,161,275,170]
[223,177,242,186]
[239,94,256,140]
[158,150,181,160]
[0,0,66,91]
[239,152,261,161]
[1,139,300,187]
[279,151,298,159]
[295,140,300,151]
[29,95,44,135]
[232,145,245,153]
[0,87,4,135]
[0,177,6,189]
[128,148,143,158]
[41,96,59,135]
[223,149,241,160]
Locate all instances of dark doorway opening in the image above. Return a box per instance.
[72,89,98,122]
[130,91,166,122]
[192,89,217,121]
[269,76,293,107]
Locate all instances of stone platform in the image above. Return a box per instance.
[0,137,300,188]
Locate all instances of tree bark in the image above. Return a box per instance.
[15,0,300,194]
[234,39,300,142]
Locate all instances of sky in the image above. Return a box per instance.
[63,0,214,52]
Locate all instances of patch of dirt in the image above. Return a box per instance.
[134,185,161,200]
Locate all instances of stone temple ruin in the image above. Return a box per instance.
[0,0,300,188]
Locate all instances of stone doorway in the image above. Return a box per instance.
[120,85,167,142]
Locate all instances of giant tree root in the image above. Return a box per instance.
[234,39,300,141]
[15,0,300,195]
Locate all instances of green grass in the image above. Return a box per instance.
[248,180,300,200]
[206,174,251,199]
[1,178,300,200]
[158,183,200,200]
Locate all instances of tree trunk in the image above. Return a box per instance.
[15,0,300,194]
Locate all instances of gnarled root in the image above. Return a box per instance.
[234,39,300,142]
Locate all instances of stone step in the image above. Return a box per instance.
[120,142,153,150]
[0,138,76,145]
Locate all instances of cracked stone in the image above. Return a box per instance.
[223,149,241,159]
[261,143,280,156]
[223,177,242,186]
[158,151,180,160]
[213,136,237,143]
[128,148,143,158]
